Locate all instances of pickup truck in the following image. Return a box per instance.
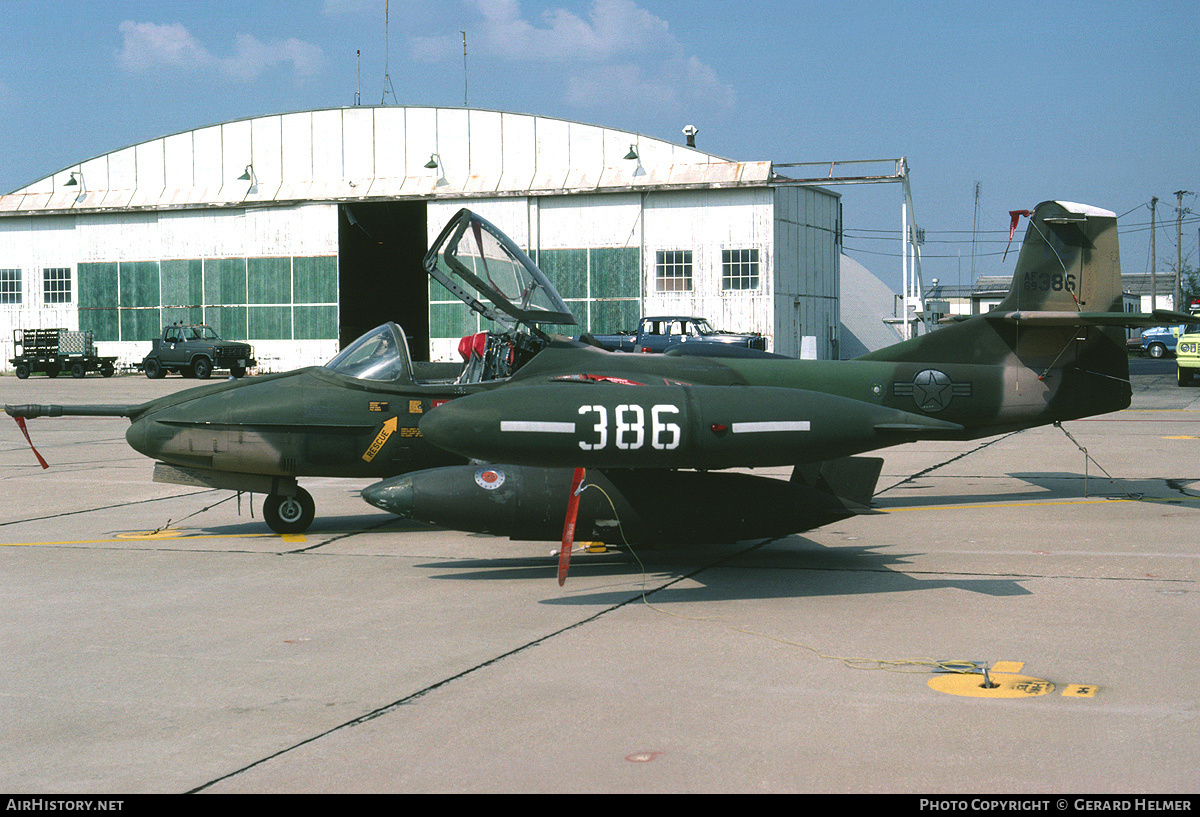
[1175,323,1200,386]
[141,324,256,379]
[585,316,767,355]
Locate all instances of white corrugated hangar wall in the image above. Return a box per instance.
[0,107,839,370]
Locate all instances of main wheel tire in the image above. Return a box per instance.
[192,357,212,379]
[71,362,86,378]
[263,487,315,535]
[144,358,165,379]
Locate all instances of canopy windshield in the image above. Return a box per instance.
[324,323,412,382]
[424,209,577,327]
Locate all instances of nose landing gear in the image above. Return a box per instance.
[263,487,315,534]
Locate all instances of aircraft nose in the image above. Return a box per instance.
[361,476,414,518]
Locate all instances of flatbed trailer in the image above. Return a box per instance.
[10,328,117,378]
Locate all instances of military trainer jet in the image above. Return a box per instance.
[7,202,1186,544]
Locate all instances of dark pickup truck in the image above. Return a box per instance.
[141,324,256,379]
[586,316,767,354]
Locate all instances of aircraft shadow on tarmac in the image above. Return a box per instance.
[874,470,1200,509]
[185,512,429,539]
[165,497,1045,603]
[412,537,1033,605]
[1007,471,1200,501]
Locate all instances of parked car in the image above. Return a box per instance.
[584,316,767,354]
[1140,325,1183,358]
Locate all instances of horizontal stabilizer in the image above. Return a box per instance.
[986,309,1194,327]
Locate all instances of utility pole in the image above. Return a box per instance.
[970,181,980,282]
[1176,191,1191,311]
[1150,196,1157,311]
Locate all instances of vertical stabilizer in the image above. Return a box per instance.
[996,200,1122,314]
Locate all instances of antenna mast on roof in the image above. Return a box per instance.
[381,0,398,104]
[354,49,362,105]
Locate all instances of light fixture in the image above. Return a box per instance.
[624,145,638,161]
[424,154,440,170]
[238,164,259,195]
[64,171,86,201]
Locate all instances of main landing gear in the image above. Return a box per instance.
[262,486,315,534]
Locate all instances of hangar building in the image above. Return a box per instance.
[0,106,840,371]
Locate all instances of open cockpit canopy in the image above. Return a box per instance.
[424,209,577,329]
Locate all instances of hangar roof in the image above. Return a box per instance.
[0,106,773,216]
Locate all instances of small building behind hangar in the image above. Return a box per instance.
[0,106,841,370]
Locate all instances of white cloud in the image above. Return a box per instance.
[117,21,325,82]
[566,54,736,113]
[117,21,209,71]
[471,0,669,62]
[409,0,735,112]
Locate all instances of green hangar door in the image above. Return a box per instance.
[338,201,430,359]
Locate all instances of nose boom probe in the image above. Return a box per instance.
[6,403,139,469]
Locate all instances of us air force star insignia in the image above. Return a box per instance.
[912,369,953,412]
[891,371,971,412]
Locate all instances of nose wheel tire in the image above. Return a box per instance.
[263,487,315,534]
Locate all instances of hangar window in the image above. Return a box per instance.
[722,249,760,291]
[43,268,71,304]
[655,250,692,292]
[0,269,21,304]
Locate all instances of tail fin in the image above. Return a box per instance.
[859,201,1191,429]
[995,200,1122,314]
[863,200,1187,369]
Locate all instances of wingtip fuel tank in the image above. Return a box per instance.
[418,383,964,471]
[362,464,877,544]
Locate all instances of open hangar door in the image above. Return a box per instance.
[338,201,430,359]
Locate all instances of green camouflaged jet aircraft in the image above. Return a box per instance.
[8,203,1186,542]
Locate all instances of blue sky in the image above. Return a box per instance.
[1,0,1197,292]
